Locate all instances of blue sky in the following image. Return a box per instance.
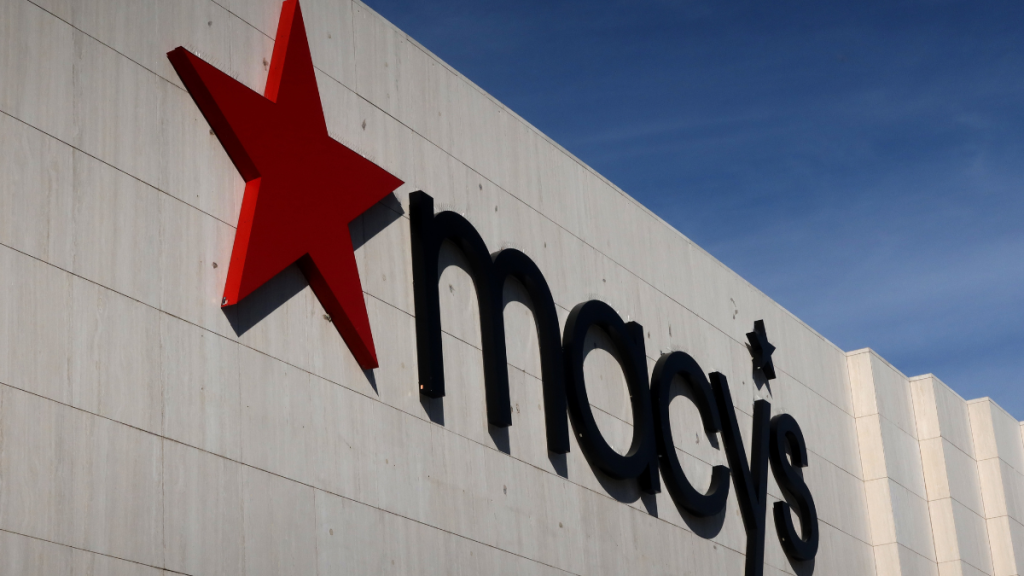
[361,0,1024,417]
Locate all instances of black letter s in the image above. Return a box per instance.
[769,414,818,561]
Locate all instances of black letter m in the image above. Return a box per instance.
[409,191,569,453]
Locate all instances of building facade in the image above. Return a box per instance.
[0,0,1021,575]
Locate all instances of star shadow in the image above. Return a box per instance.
[222,192,404,340]
[745,341,774,396]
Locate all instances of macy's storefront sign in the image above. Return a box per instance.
[168,2,818,574]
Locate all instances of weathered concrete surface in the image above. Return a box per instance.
[0,0,1017,574]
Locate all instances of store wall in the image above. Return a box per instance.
[0,0,1019,574]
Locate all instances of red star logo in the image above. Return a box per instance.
[167,0,402,369]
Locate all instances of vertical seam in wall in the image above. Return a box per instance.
[160,428,167,571]
[350,3,362,111]
[236,336,247,574]
[845,355,879,555]
[66,150,77,406]
[868,543,881,576]
[312,488,320,576]
[965,402,998,574]
[862,357,900,567]
[935,440,993,515]
[869,357,891,496]
[157,151,169,571]
[854,354,884,556]
[908,378,940,567]
[0,387,5,523]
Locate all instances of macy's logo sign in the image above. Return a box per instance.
[169,2,818,575]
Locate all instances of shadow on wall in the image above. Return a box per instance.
[421,395,445,425]
[221,193,404,394]
[790,555,815,576]
[746,340,773,396]
[677,500,727,540]
[222,192,404,337]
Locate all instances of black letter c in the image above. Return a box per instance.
[650,351,730,517]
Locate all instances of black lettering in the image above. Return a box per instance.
[650,351,730,516]
[713,373,770,576]
[409,192,820,574]
[562,300,659,493]
[409,191,569,453]
[770,413,819,561]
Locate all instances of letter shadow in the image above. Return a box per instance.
[587,460,642,505]
[790,556,815,576]
[584,458,661,517]
[675,499,727,540]
[420,395,445,426]
[489,424,511,454]
[221,193,403,394]
[548,452,568,479]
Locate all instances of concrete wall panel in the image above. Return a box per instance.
[0,385,163,566]
[163,440,245,576]
[0,529,74,576]
[986,515,1024,576]
[0,0,1017,574]
[238,344,317,485]
[0,0,75,141]
[940,560,991,576]
[68,275,164,434]
[970,399,1024,472]
[0,111,74,271]
[0,242,73,404]
[911,376,976,458]
[241,466,317,576]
